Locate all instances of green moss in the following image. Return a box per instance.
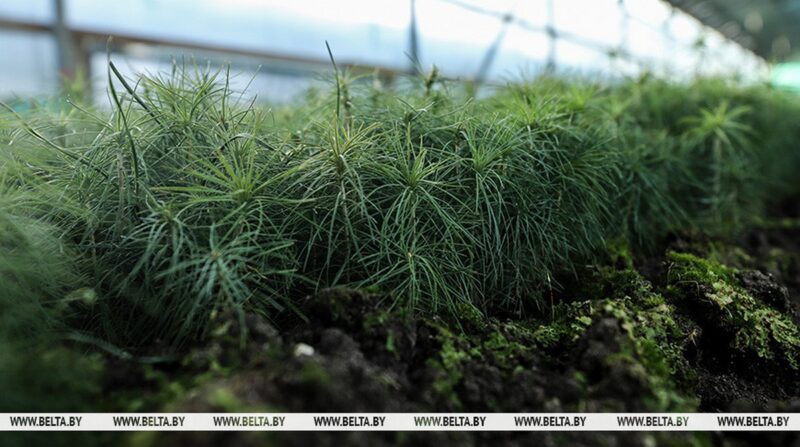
[451,301,488,332]
[207,386,245,411]
[300,360,332,386]
[423,317,546,409]
[537,265,652,352]
[362,308,409,357]
[568,263,655,305]
[666,251,800,368]
[362,309,391,328]
[707,241,755,269]
[602,238,635,269]
[481,325,536,370]
[112,363,216,413]
[425,328,471,409]
[531,325,563,348]
[597,298,697,411]
[666,250,737,284]
[385,330,396,353]
[582,264,694,407]
[535,263,699,410]
[762,247,800,283]
[0,343,105,412]
[532,302,594,349]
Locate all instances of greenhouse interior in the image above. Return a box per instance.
[2,0,800,445]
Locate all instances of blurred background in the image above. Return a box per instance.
[0,0,798,103]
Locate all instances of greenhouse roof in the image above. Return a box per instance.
[668,0,800,60]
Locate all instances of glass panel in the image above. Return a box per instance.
[67,0,411,70]
[625,0,671,29]
[514,0,550,30]
[555,39,608,73]
[0,30,58,99]
[626,21,668,66]
[0,0,53,24]
[415,0,502,74]
[668,10,702,47]
[89,50,318,105]
[487,27,550,80]
[553,0,622,48]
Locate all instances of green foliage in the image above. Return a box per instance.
[621,78,800,229]
[666,251,800,368]
[0,203,103,415]
[2,65,800,346]
[0,210,75,337]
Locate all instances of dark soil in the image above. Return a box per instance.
[23,210,797,446]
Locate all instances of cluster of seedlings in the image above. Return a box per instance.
[1,64,800,417]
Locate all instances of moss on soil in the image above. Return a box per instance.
[666,251,800,368]
[4,233,800,447]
